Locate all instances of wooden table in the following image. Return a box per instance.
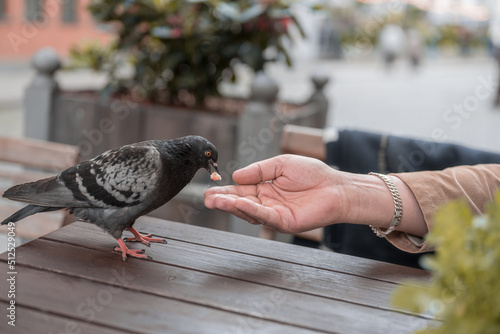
[0,217,434,333]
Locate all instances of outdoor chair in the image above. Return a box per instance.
[0,136,80,241]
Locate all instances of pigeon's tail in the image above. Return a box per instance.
[1,205,60,225]
[2,176,58,202]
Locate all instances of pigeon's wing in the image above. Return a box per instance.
[60,143,162,208]
[3,143,162,209]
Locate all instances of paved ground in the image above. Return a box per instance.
[2,55,498,151]
[267,56,500,154]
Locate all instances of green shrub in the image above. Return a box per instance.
[70,0,309,105]
[392,193,500,334]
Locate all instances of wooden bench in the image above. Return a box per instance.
[0,136,80,240]
[258,124,326,243]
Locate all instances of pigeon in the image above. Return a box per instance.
[1,135,221,261]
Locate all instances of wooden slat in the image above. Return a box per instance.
[1,238,432,334]
[280,124,326,161]
[0,263,318,334]
[0,136,79,172]
[39,221,431,314]
[0,168,53,187]
[0,301,127,334]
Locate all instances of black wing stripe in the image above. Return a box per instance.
[60,143,159,209]
[77,165,135,208]
[59,165,92,203]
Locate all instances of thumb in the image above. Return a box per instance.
[233,156,286,185]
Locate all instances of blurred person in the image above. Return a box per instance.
[406,27,423,69]
[378,23,406,70]
[457,26,472,57]
[319,19,342,60]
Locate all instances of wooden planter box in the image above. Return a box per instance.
[52,91,239,161]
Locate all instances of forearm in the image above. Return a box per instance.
[336,164,500,253]
[395,164,500,226]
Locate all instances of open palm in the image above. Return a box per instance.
[204,155,350,233]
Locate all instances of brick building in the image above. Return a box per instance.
[0,0,112,60]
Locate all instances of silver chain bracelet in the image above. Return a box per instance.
[368,172,403,237]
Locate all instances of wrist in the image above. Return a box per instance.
[337,172,396,227]
[336,171,427,237]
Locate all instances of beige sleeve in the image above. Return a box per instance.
[385,164,500,253]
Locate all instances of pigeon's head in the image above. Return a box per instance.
[186,136,220,177]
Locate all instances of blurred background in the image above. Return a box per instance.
[1,0,500,252]
[1,0,499,150]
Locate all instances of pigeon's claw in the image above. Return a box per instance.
[114,239,150,261]
[124,227,168,246]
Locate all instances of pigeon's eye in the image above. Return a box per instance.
[205,151,212,157]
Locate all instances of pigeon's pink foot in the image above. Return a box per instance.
[123,227,167,247]
[114,238,151,261]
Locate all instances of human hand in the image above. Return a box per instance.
[204,155,350,233]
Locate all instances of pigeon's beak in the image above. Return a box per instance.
[208,160,220,174]
[208,160,222,181]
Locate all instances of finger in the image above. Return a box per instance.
[233,197,282,229]
[204,185,259,199]
[205,193,261,210]
[233,156,286,185]
[204,186,230,197]
[204,194,262,225]
[204,193,233,209]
